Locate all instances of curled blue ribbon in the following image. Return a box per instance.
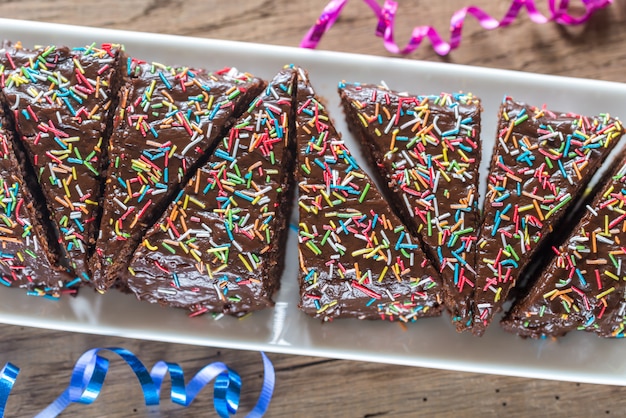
[0,348,274,417]
[0,363,18,417]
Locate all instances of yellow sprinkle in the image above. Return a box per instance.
[238,254,253,272]
[143,239,158,251]
[596,287,616,299]
[378,266,389,283]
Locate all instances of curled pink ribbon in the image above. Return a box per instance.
[301,0,613,55]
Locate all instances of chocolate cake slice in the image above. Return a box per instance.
[91,60,265,291]
[338,82,481,331]
[501,154,626,338]
[0,41,124,284]
[472,97,624,335]
[296,70,442,321]
[0,107,74,297]
[124,68,297,316]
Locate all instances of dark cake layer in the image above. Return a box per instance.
[339,83,482,331]
[502,153,626,338]
[91,60,265,291]
[472,97,624,335]
[296,70,443,321]
[0,107,74,296]
[0,41,124,284]
[125,67,297,316]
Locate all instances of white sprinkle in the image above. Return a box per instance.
[596,235,614,245]
[403,194,414,216]
[432,171,441,194]
[305,281,321,291]
[401,150,414,167]
[113,197,127,211]
[384,114,396,134]
[9,94,19,110]
[181,132,204,156]
[399,116,420,130]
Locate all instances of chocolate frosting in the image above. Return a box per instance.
[0,110,73,296]
[473,97,624,335]
[502,153,626,338]
[125,68,297,316]
[0,41,122,283]
[339,83,481,331]
[297,70,442,321]
[91,60,265,291]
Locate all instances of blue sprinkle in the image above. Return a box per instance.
[61,97,77,116]
[395,231,406,251]
[159,71,172,89]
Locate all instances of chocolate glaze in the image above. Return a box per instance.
[502,152,626,338]
[339,83,482,331]
[473,98,624,336]
[125,68,297,316]
[296,70,442,321]
[91,60,265,291]
[0,41,123,284]
[0,108,73,295]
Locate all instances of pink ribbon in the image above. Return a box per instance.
[301,0,613,55]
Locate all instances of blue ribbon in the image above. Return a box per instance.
[0,363,18,417]
[0,348,274,418]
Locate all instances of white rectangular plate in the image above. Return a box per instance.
[1,18,626,386]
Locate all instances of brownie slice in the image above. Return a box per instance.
[91,59,265,291]
[472,97,624,335]
[125,68,297,316]
[339,82,482,331]
[0,107,74,297]
[296,70,442,321]
[501,153,626,338]
[0,41,124,284]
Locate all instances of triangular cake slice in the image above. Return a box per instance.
[296,70,442,321]
[0,106,74,297]
[91,59,265,291]
[502,153,626,338]
[472,97,624,335]
[0,42,124,284]
[339,82,481,331]
[124,68,297,316]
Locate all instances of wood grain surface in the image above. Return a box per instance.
[1,0,626,416]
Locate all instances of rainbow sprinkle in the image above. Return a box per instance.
[473,97,624,335]
[0,42,122,284]
[125,68,296,316]
[92,59,264,291]
[297,69,442,321]
[0,110,75,297]
[503,157,626,338]
[338,82,481,331]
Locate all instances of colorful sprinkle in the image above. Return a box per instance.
[338,82,481,330]
[298,70,441,322]
[504,156,626,338]
[125,68,295,316]
[473,97,623,335]
[92,59,263,290]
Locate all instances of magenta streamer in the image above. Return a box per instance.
[301,0,613,55]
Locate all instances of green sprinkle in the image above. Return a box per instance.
[162,242,176,254]
[358,183,370,203]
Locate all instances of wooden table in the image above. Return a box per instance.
[1,0,626,416]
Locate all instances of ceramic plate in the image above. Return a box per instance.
[1,18,626,386]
